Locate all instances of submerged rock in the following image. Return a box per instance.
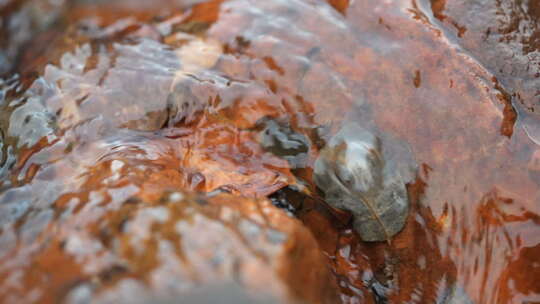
[1,0,538,302]
[434,277,474,304]
[314,122,416,242]
[256,117,310,169]
[0,0,68,75]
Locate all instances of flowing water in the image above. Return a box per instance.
[0,0,538,303]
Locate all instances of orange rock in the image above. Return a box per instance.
[0,188,338,303]
[1,0,539,303]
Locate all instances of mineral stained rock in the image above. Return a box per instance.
[0,186,338,303]
[0,0,539,303]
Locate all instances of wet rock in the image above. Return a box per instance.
[427,0,537,123]
[175,37,223,74]
[164,282,279,304]
[257,117,310,169]
[0,0,68,75]
[1,0,538,303]
[529,149,540,172]
[166,79,204,127]
[89,282,280,304]
[314,122,416,242]
[435,279,474,304]
[0,188,339,304]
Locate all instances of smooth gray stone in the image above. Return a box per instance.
[314,122,416,242]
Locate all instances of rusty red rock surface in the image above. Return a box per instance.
[0,0,539,303]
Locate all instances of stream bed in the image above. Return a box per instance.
[0,0,539,303]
